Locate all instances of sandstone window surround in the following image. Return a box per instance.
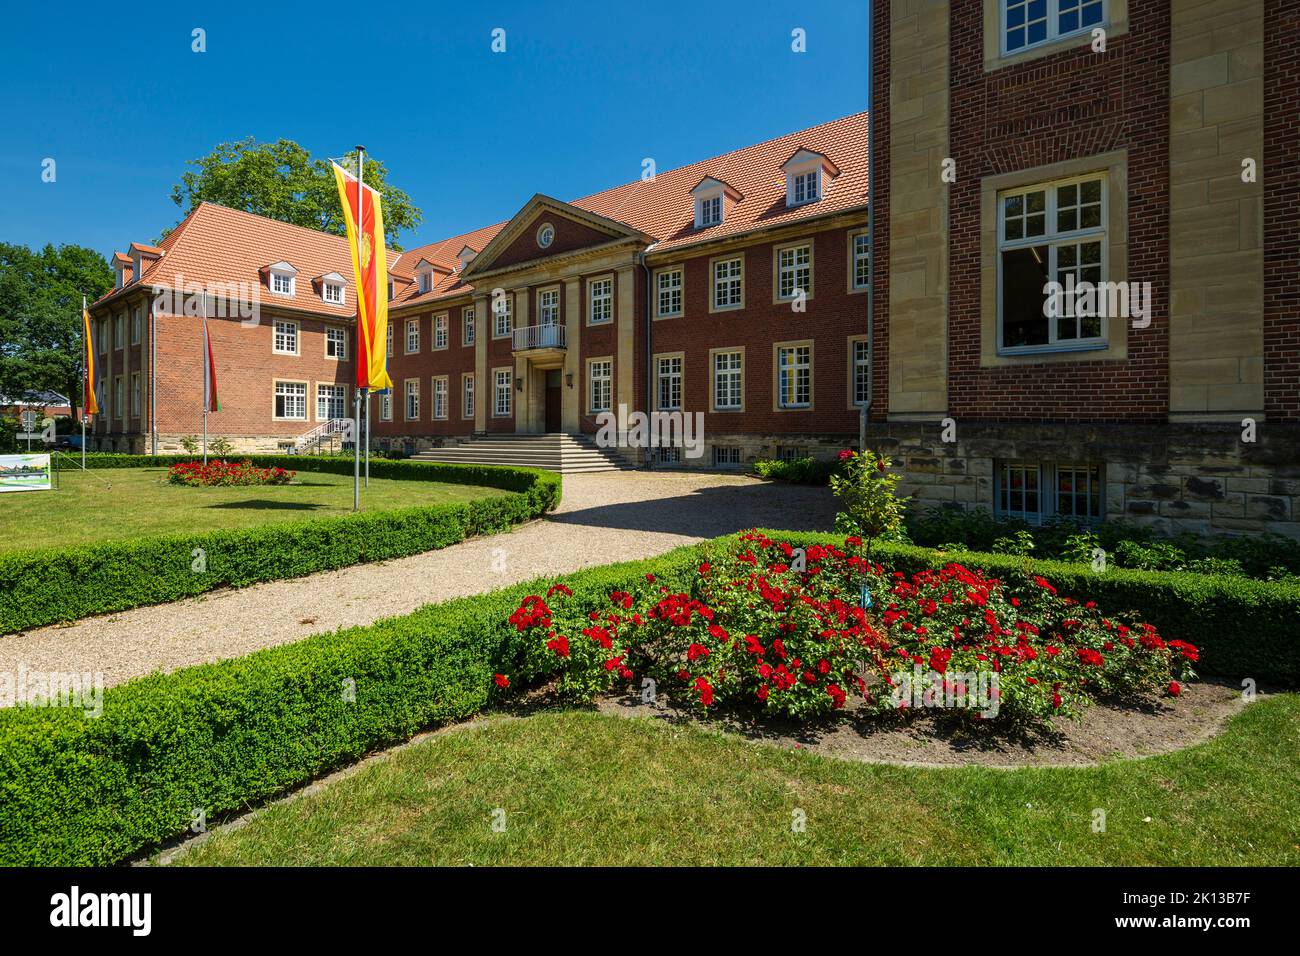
[325,327,348,360]
[774,340,813,410]
[273,319,299,356]
[587,357,613,414]
[273,380,307,421]
[710,255,744,312]
[493,293,513,339]
[404,378,421,421]
[493,368,513,417]
[588,275,613,325]
[432,375,448,420]
[998,172,1107,353]
[979,150,1130,368]
[849,229,871,293]
[316,383,346,422]
[710,348,744,412]
[379,390,392,421]
[848,335,871,409]
[462,373,475,420]
[654,267,684,319]
[463,307,476,346]
[773,240,813,303]
[655,353,684,411]
[405,318,420,354]
[984,0,1128,72]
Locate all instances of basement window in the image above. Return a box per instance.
[996,461,1104,524]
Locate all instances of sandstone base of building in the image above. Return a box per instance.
[865,420,1300,541]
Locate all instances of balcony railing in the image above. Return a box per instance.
[512,323,566,351]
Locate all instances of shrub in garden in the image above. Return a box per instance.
[167,459,295,487]
[498,531,1197,726]
[751,456,844,484]
[830,449,908,563]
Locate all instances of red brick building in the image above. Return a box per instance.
[87,0,1300,538]
[88,113,870,468]
[868,0,1299,539]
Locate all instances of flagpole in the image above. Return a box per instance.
[81,295,87,470]
[364,388,370,487]
[202,291,209,467]
[353,145,366,513]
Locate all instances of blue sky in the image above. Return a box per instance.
[1,0,868,260]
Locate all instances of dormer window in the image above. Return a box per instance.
[691,176,742,230]
[316,272,346,305]
[782,149,839,208]
[458,245,477,273]
[700,195,722,226]
[792,169,820,204]
[419,272,431,294]
[266,261,298,297]
[413,259,443,295]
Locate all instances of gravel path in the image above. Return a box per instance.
[1,472,836,692]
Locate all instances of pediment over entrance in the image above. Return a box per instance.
[462,194,650,279]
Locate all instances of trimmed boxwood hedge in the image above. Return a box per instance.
[751,530,1300,687]
[0,455,561,634]
[0,546,701,866]
[0,528,1295,865]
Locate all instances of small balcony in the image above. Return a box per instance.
[512,323,566,355]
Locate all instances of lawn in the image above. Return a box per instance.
[166,694,1300,867]
[0,467,510,553]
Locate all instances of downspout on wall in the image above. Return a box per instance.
[863,0,875,451]
[638,246,656,469]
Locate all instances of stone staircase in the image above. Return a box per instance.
[410,433,637,473]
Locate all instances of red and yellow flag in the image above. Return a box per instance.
[332,160,392,391]
[82,308,99,416]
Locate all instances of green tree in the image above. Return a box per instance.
[168,139,422,249]
[0,242,113,408]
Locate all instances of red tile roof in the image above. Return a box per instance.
[96,111,867,315]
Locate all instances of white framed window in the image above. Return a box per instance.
[273,319,299,355]
[656,355,682,411]
[655,267,683,318]
[404,379,420,421]
[114,317,124,349]
[131,373,141,416]
[493,293,513,338]
[791,169,820,205]
[998,173,1106,353]
[463,307,476,346]
[652,445,682,466]
[405,318,420,354]
[494,369,512,417]
[713,350,743,411]
[1003,0,1105,55]
[995,460,1104,523]
[713,446,741,468]
[776,243,812,301]
[131,307,142,344]
[588,359,612,414]
[386,323,393,357]
[538,287,560,326]
[699,194,722,227]
[322,282,344,305]
[432,376,448,419]
[851,232,871,291]
[316,383,346,421]
[433,313,448,350]
[777,344,811,409]
[115,377,125,419]
[379,390,392,421]
[274,381,307,420]
[589,276,613,325]
[270,271,294,297]
[712,257,743,311]
[536,222,555,249]
[326,327,348,360]
[462,374,475,419]
[417,269,433,294]
[852,339,871,406]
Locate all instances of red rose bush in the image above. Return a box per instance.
[497,532,1198,727]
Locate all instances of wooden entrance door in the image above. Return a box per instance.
[545,369,562,432]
